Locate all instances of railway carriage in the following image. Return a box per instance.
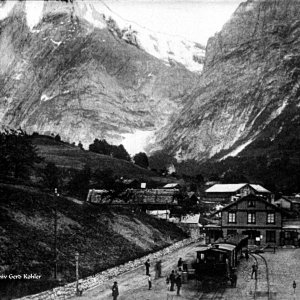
[195,234,248,291]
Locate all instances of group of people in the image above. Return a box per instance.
[165,257,184,295]
[145,259,163,290]
[166,269,182,295]
[145,257,184,295]
[111,251,263,299]
[111,257,184,299]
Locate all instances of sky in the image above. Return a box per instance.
[104,0,243,45]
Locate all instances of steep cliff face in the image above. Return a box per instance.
[0,0,198,149]
[159,0,300,161]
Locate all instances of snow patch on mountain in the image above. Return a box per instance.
[40,94,52,102]
[25,1,44,30]
[0,1,17,21]
[50,39,62,47]
[220,139,254,160]
[121,130,155,156]
[271,99,289,119]
[13,73,22,80]
[75,1,106,29]
[77,1,205,72]
[136,31,205,73]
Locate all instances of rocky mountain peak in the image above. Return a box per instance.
[158,0,300,161]
[0,0,199,153]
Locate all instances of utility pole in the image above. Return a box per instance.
[54,188,59,280]
[75,251,79,295]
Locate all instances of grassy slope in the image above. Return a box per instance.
[32,135,154,177]
[0,183,187,299]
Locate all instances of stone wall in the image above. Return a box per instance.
[16,238,195,300]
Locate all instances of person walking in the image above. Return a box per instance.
[166,275,170,290]
[155,261,159,279]
[251,263,258,280]
[175,274,182,296]
[177,257,183,269]
[169,270,176,291]
[157,260,162,278]
[148,274,152,290]
[245,249,249,260]
[231,271,237,287]
[145,259,150,275]
[112,282,119,300]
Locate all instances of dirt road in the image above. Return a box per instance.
[71,244,300,300]
[71,240,205,300]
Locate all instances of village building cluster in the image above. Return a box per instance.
[202,183,300,247]
[86,179,300,248]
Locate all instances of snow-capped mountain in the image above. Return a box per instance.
[0,0,199,152]
[119,24,205,73]
[0,0,205,73]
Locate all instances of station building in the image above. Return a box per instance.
[220,194,283,246]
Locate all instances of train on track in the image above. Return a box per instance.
[194,234,248,291]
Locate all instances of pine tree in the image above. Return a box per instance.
[0,129,42,179]
[133,152,149,169]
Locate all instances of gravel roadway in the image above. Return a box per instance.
[71,244,300,300]
[71,240,205,300]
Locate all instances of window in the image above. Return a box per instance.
[267,212,275,224]
[247,212,256,224]
[266,230,276,243]
[248,200,255,207]
[228,212,236,223]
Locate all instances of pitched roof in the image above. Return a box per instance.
[275,197,293,204]
[220,194,284,212]
[181,214,200,224]
[163,183,180,188]
[250,184,271,193]
[284,196,300,204]
[89,189,109,193]
[205,183,247,193]
[147,210,170,215]
[123,179,138,184]
[205,183,271,193]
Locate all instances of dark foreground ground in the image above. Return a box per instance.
[0,183,187,299]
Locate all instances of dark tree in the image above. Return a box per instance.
[68,165,91,198]
[111,144,131,161]
[42,162,61,190]
[89,139,111,155]
[195,174,204,183]
[92,168,127,202]
[92,168,114,189]
[54,134,61,142]
[0,129,42,179]
[89,139,130,161]
[133,152,149,169]
[78,141,84,150]
[31,132,40,137]
[149,150,176,171]
[222,170,248,184]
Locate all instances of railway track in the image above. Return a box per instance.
[198,287,226,300]
[250,253,271,300]
[195,284,226,300]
